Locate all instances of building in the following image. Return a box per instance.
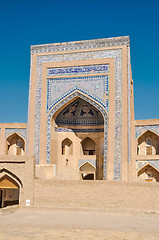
[0,36,159,208]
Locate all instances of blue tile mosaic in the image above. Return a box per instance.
[137,160,159,171]
[127,46,131,164]
[31,37,129,54]
[47,75,109,112]
[32,48,122,181]
[78,159,96,168]
[47,64,109,76]
[135,125,159,139]
[5,128,26,140]
[55,127,104,133]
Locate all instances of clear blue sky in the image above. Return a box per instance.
[0,0,159,122]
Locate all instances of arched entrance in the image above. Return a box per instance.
[48,96,106,180]
[79,162,96,180]
[138,164,159,182]
[6,133,25,156]
[0,170,21,208]
[137,130,159,156]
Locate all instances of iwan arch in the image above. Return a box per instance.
[0,36,159,208]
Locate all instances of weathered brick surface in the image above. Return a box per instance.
[34,180,159,211]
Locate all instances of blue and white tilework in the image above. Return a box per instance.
[127,46,131,164]
[137,160,159,172]
[46,91,108,179]
[55,127,104,133]
[78,159,96,168]
[32,48,122,180]
[47,75,109,112]
[47,64,109,76]
[5,128,26,140]
[31,36,129,54]
[135,125,159,139]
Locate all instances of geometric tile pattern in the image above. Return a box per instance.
[31,45,123,180]
[135,125,159,139]
[31,36,129,54]
[5,128,26,140]
[137,160,159,171]
[55,127,104,133]
[78,159,96,168]
[127,46,131,164]
[47,75,109,112]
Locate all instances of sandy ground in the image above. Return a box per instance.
[0,208,159,240]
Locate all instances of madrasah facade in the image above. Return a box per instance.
[0,36,159,208]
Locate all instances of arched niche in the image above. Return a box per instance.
[137,130,159,156]
[61,138,73,155]
[138,164,159,182]
[48,94,106,180]
[81,137,95,155]
[6,133,25,156]
[79,162,96,180]
[0,169,22,208]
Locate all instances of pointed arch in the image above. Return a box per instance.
[137,130,159,142]
[79,162,96,180]
[46,90,108,179]
[79,161,96,171]
[6,132,25,156]
[81,137,95,155]
[61,138,73,155]
[0,169,23,188]
[137,130,159,156]
[47,88,108,118]
[138,163,159,182]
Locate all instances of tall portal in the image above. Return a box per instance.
[27,36,134,181]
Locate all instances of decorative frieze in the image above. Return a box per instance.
[47,75,109,112]
[78,159,96,168]
[31,36,129,54]
[55,127,104,133]
[135,125,159,139]
[136,160,159,171]
[5,128,26,140]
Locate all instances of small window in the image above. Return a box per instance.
[137,146,139,155]
[146,172,153,181]
[146,146,152,155]
[146,137,152,146]
[16,147,21,155]
[81,138,95,155]
[61,138,73,155]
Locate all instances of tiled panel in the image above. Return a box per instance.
[78,159,96,168]
[5,128,26,140]
[32,47,122,181]
[135,125,159,139]
[55,127,104,132]
[47,75,109,112]
[137,160,159,171]
[31,36,129,54]
[47,64,109,76]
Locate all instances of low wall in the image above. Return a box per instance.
[34,179,159,212]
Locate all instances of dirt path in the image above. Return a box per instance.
[0,208,159,239]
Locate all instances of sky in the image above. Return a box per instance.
[0,0,159,122]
